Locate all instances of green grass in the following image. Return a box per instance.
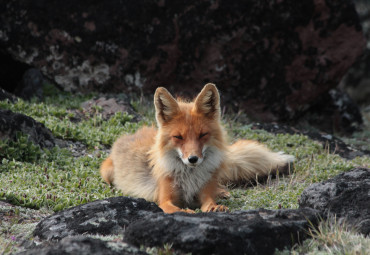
[0,99,138,148]
[0,85,369,254]
[277,217,370,255]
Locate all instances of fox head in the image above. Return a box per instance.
[154,83,224,167]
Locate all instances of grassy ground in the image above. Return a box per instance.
[0,86,369,254]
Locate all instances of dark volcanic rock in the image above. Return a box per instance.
[34,196,162,241]
[299,167,370,236]
[33,196,322,254]
[0,109,55,148]
[0,0,365,124]
[124,208,321,255]
[18,236,145,255]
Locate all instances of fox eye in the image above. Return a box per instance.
[173,135,183,140]
[199,132,208,139]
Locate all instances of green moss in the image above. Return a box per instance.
[0,132,43,163]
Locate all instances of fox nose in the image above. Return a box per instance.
[188,156,198,164]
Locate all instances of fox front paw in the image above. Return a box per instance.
[160,203,195,214]
[181,208,196,214]
[201,203,229,212]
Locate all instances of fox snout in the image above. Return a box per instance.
[175,145,205,167]
[188,155,199,164]
[183,154,204,167]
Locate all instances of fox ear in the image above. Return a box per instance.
[194,83,220,119]
[154,87,179,126]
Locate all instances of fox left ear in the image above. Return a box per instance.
[194,83,221,119]
[154,87,180,126]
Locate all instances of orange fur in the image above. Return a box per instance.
[100,157,114,184]
[100,84,294,213]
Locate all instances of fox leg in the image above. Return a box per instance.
[158,176,195,214]
[100,157,114,185]
[199,175,229,212]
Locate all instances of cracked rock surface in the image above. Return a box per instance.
[124,208,321,255]
[300,167,370,236]
[34,197,162,241]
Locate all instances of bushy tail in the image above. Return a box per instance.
[100,156,114,185]
[220,140,294,183]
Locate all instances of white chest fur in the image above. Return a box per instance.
[158,146,224,206]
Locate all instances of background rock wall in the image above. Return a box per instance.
[0,0,365,124]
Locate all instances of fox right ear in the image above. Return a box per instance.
[154,87,179,126]
[194,83,221,119]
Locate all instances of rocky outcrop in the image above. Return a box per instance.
[34,196,162,241]
[0,109,55,149]
[300,167,370,236]
[0,0,365,124]
[32,196,321,255]
[124,208,321,255]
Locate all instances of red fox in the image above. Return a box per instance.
[100,84,294,213]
